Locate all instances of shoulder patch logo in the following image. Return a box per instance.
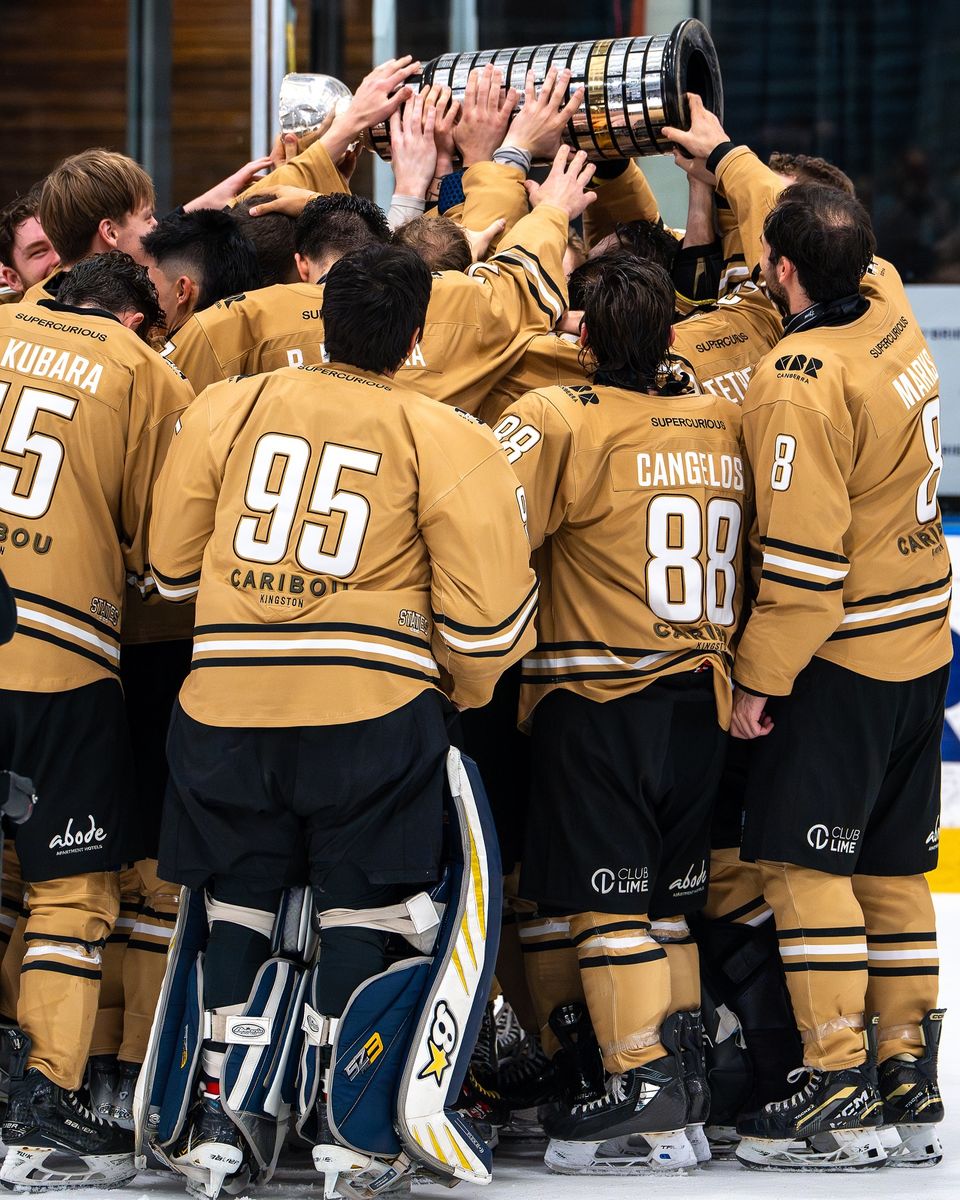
[774,353,822,379]
[219,293,246,309]
[561,384,600,406]
[452,407,482,425]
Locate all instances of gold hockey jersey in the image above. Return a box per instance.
[0,300,193,691]
[481,282,782,425]
[164,204,570,413]
[734,294,952,697]
[149,363,537,727]
[495,379,747,728]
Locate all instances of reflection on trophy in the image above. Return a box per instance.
[279,73,352,135]
[365,19,722,163]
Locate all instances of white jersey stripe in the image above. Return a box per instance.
[840,587,952,626]
[16,605,121,661]
[763,552,849,580]
[192,636,438,672]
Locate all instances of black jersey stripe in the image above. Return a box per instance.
[579,948,666,969]
[15,626,121,675]
[152,565,202,586]
[447,603,538,658]
[868,966,939,977]
[521,650,709,685]
[782,961,869,973]
[190,655,439,684]
[828,607,949,641]
[571,921,651,946]
[521,939,575,954]
[193,619,431,649]
[433,582,538,635]
[866,931,938,944]
[22,961,102,981]
[493,243,565,310]
[777,927,866,940]
[716,894,768,923]
[126,939,171,954]
[761,570,845,592]
[843,571,952,608]
[12,588,120,640]
[760,536,849,564]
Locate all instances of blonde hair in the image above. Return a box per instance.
[40,149,155,264]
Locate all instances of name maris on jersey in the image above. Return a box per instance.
[1,338,103,394]
[636,450,744,492]
[891,349,939,410]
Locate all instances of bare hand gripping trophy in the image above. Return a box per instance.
[365,18,723,162]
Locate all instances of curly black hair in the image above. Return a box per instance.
[58,250,164,341]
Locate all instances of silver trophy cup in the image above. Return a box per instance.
[365,18,722,163]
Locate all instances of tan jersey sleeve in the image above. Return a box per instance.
[715,195,750,295]
[122,359,195,599]
[493,389,578,551]
[162,318,226,395]
[418,417,538,709]
[714,147,783,277]
[582,160,660,249]
[237,140,349,202]
[734,363,854,697]
[149,382,240,602]
[445,161,529,252]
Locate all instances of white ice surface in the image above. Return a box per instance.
[41,892,960,1200]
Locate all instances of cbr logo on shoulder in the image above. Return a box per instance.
[48,814,106,852]
[417,1000,458,1086]
[591,866,648,895]
[807,824,860,854]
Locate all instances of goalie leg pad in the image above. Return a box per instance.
[317,749,502,1192]
[135,885,313,1186]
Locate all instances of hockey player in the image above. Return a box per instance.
[140,209,262,337]
[0,189,59,302]
[0,251,193,1189]
[666,97,951,1170]
[497,255,748,1173]
[145,184,599,1184]
[163,145,583,413]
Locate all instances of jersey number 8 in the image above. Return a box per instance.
[234,434,381,577]
[646,495,742,625]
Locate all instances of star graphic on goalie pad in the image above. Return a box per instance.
[418,1040,449,1084]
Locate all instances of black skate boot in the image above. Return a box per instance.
[168,1084,253,1198]
[736,1059,886,1171]
[878,1008,945,1167]
[108,1060,140,1132]
[547,1003,605,1113]
[544,1015,695,1176]
[700,987,752,1158]
[0,1031,134,1192]
[664,1011,711,1163]
[85,1054,119,1123]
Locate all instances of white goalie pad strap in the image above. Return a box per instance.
[301,1003,338,1048]
[204,894,276,938]
[318,893,443,953]
[203,1011,275,1046]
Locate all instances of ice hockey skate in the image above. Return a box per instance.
[167,1086,253,1199]
[107,1061,139,1132]
[0,1065,135,1192]
[85,1055,119,1123]
[735,1062,886,1170]
[544,1043,696,1175]
[878,1008,945,1166]
[666,1010,712,1163]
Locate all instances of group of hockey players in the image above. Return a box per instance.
[0,47,950,1198]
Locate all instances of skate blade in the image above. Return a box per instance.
[0,1146,135,1192]
[736,1127,886,1171]
[882,1123,943,1167]
[686,1124,712,1164]
[175,1141,245,1199]
[704,1124,739,1159]
[545,1130,698,1174]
